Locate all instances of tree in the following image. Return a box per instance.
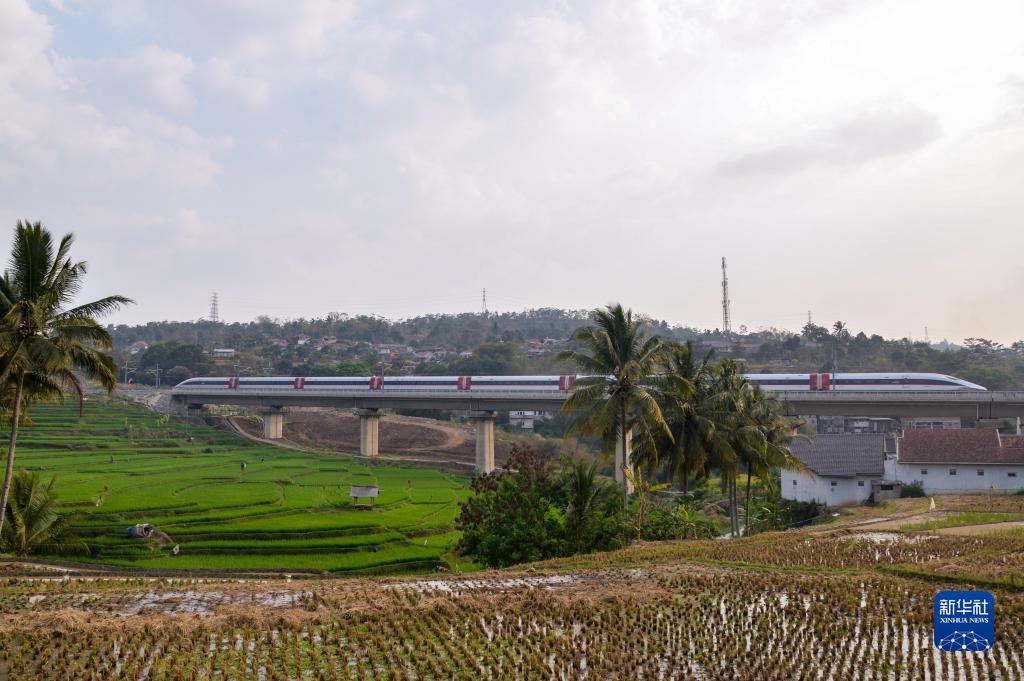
[164,365,194,385]
[558,304,669,512]
[137,341,208,382]
[562,457,619,553]
[456,445,565,567]
[1,471,88,556]
[635,341,720,494]
[0,222,131,539]
[741,390,805,535]
[706,359,759,537]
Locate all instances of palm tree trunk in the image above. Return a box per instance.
[620,403,629,514]
[744,471,752,537]
[733,475,741,532]
[0,373,25,538]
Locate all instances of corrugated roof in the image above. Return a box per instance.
[349,485,380,497]
[898,428,1024,464]
[788,434,885,478]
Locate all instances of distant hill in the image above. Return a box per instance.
[108,309,1024,389]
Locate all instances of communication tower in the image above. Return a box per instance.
[721,257,731,334]
[209,292,219,324]
[482,288,488,316]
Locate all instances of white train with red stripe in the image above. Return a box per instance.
[177,372,985,392]
[745,372,985,391]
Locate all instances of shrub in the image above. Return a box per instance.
[1,471,89,557]
[456,446,624,568]
[901,481,926,498]
[641,498,719,540]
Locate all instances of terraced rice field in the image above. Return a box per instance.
[12,400,472,574]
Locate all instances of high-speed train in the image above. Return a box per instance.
[175,372,986,392]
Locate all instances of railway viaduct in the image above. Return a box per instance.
[171,387,1024,477]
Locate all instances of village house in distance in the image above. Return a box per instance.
[783,428,1024,505]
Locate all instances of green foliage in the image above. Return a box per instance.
[137,342,209,383]
[640,497,720,540]
[11,400,468,573]
[0,221,131,540]
[450,342,526,374]
[559,304,668,511]
[456,446,623,567]
[901,480,926,498]
[1,470,88,556]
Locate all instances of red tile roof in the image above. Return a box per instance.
[1001,435,1024,448]
[898,428,1024,465]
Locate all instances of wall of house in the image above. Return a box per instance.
[781,469,874,506]
[885,458,1024,494]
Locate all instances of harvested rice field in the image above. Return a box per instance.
[2,531,1024,680]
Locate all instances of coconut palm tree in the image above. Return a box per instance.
[1,470,87,556]
[0,222,131,538]
[558,304,669,511]
[635,341,723,494]
[742,395,807,535]
[706,359,763,537]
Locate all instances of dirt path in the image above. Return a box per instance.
[224,415,479,471]
[230,407,510,467]
[935,520,1024,535]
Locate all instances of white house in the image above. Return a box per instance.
[885,428,1024,494]
[782,434,891,506]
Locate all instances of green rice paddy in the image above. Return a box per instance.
[11,399,473,574]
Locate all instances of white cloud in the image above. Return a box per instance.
[203,57,270,108]
[3,0,1024,342]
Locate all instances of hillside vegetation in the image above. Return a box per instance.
[113,310,1024,389]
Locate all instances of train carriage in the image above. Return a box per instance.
[176,372,985,392]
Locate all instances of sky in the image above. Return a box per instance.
[0,1,1022,342]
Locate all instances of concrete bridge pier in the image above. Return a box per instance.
[356,409,381,457]
[260,408,285,439]
[615,428,634,494]
[471,410,497,474]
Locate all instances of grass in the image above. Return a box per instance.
[901,511,1024,531]
[6,398,470,573]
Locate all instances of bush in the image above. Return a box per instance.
[772,499,826,530]
[640,497,719,540]
[456,446,624,568]
[1,471,89,557]
[901,481,926,498]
